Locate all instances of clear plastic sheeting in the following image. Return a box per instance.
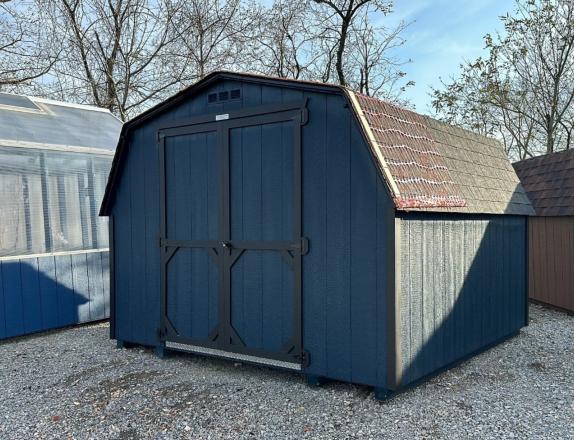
[0,146,112,257]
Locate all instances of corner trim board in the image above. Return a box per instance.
[387,216,402,389]
[109,215,116,340]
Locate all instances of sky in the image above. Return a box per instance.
[385,0,515,114]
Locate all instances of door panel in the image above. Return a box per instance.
[230,250,294,352]
[229,122,294,241]
[228,121,296,354]
[163,129,220,342]
[167,248,219,340]
[165,131,218,241]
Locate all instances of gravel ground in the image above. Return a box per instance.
[0,304,573,440]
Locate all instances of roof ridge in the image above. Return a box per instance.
[0,90,114,114]
[31,96,116,115]
[514,148,574,166]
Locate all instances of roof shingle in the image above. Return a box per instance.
[348,91,534,215]
[513,149,574,216]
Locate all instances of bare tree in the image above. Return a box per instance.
[311,0,393,86]
[433,0,574,158]
[2,0,414,115]
[346,6,413,99]
[38,0,183,120]
[169,0,259,81]
[249,0,324,79]
[0,3,57,87]
[248,0,412,102]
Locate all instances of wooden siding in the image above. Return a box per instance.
[529,217,574,312]
[397,214,526,386]
[0,250,109,339]
[302,92,395,387]
[109,79,395,389]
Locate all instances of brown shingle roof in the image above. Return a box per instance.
[347,90,533,215]
[513,149,574,216]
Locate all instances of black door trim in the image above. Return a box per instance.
[156,100,308,131]
[158,101,308,366]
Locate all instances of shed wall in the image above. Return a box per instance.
[109,79,395,388]
[0,249,109,339]
[397,214,526,386]
[528,216,574,312]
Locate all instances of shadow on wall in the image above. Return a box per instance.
[0,251,110,340]
[398,214,527,387]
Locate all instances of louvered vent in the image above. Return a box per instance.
[207,89,241,104]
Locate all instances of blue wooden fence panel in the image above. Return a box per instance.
[0,250,110,340]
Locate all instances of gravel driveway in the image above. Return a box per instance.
[1,304,573,439]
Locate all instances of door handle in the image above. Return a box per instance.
[220,241,232,249]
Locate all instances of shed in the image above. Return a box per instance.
[0,93,121,339]
[514,150,574,313]
[100,72,533,397]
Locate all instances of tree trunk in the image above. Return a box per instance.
[336,19,349,86]
[545,114,554,153]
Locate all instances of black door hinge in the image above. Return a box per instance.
[297,350,310,368]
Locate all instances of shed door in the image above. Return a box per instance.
[159,104,307,369]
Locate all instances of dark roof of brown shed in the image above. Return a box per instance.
[513,149,574,216]
[100,71,534,216]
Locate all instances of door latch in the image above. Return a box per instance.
[220,241,232,249]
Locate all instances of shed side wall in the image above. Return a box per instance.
[397,214,526,386]
[109,79,395,389]
[529,216,574,312]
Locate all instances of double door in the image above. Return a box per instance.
[158,104,307,368]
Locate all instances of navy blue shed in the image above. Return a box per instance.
[100,72,534,397]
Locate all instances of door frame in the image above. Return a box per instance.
[157,100,309,367]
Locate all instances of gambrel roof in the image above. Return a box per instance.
[514,149,574,216]
[100,71,533,216]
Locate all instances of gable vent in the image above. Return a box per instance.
[207,89,242,104]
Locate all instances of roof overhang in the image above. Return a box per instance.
[0,138,115,156]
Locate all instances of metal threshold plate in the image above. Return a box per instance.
[166,341,302,371]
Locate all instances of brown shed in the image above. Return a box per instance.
[514,150,574,313]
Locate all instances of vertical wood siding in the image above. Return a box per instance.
[110,80,395,388]
[529,217,574,312]
[398,215,526,386]
[302,92,394,387]
[0,250,109,339]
